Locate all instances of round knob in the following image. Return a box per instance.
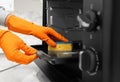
[79,47,99,75]
[77,10,100,32]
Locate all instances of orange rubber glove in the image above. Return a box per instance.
[6,15,69,47]
[0,29,38,64]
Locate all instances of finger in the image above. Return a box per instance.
[42,34,57,47]
[11,50,38,64]
[48,35,58,41]
[20,42,37,55]
[47,28,69,42]
[35,33,57,47]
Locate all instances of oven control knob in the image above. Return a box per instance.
[79,47,99,75]
[77,10,100,32]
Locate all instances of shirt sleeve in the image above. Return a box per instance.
[0,8,11,26]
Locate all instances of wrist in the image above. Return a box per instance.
[0,30,9,38]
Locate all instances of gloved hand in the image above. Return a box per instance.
[0,29,38,64]
[6,15,69,47]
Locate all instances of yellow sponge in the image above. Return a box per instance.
[48,42,72,51]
